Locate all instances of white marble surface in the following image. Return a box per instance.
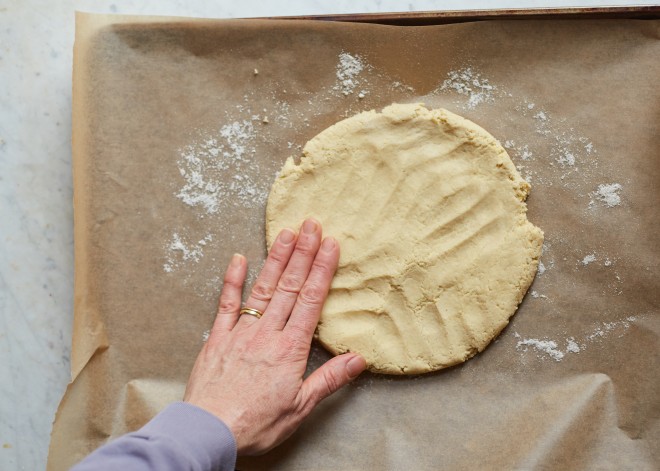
[0,0,655,469]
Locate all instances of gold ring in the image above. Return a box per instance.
[239,307,263,319]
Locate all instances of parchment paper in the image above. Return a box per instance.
[49,12,659,470]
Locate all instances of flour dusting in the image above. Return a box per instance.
[514,315,637,362]
[534,111,548,121]
[438,68,495,110]
[530,290,548,299]
[557,150,576,167]
[537,262,546,275]
[335,53,365,96]
[176,119,269,215]
[504,140,533,162]
[593,183,622,208]
[164,233,213,273]
[581,254,596,266]
[515,334,565,361]
[565,338,581,353]
[435,67,602,192]
[586,316,637,341]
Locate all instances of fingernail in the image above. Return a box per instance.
[302,218,318,234]
[321,237,336,253]
[230,253,244,267]
[346,355,366,378]
[279,228,295,244]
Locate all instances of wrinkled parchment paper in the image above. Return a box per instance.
[49,12,659,470]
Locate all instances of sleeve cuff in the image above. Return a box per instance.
[139,402,237,471]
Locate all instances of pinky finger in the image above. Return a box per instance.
[211,254,247,333]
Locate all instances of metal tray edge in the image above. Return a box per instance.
[264,6,660,25]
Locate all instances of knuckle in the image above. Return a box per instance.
[277,273,304,294]
[273,345,292,362]
[268,247,289,266]
[299,283,324,306]
[272,338,295,359]
[300,394,317,415]
[294,240,317,257]
[279,335,310,359]
[223,272,242,288]
[250,281,274,302]
[248,335,271,352]
[311,258,333,276]
[218,297,239,314]
[286,325,311,343]
[321,368,340,397]
[232,341,253,359]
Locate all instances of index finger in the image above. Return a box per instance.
[284,236,340,338]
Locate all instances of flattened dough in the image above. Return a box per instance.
[266,103,543,374]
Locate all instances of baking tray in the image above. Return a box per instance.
[271,6,660,24]
[48,7,660,470]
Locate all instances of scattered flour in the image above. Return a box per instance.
[504,140,533,162]
[565,338,581,353]
[335,53,365,96]
[586,316,637,341]
[492,95,599,190]
[520,107,594,188]
[593,183,622,208]
[584,142,594,154]
[581,254,596,266]
[534,111,548,121]
[514,315,637,362]
[220,120,254,160]
[176,119,269,215]
[438,67,496,110]
[202,329,210,342]
[537,261,546,275]
[514,333,565,361]
[519,145,533,161]
[557,150,576,167]
[164,233,213,273]
[391,81,415,93]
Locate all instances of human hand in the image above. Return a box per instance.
[183,218,367,455]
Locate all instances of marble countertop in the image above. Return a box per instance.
[0,0,654,469]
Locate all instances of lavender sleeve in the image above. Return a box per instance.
[71,402,237,471]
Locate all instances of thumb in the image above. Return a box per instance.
[301,353,367,410]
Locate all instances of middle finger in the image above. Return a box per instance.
[262,218,322,330]
[235,227,297,329]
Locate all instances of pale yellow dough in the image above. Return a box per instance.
[266,103,543,374]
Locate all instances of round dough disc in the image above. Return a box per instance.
[266,103,543,374]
